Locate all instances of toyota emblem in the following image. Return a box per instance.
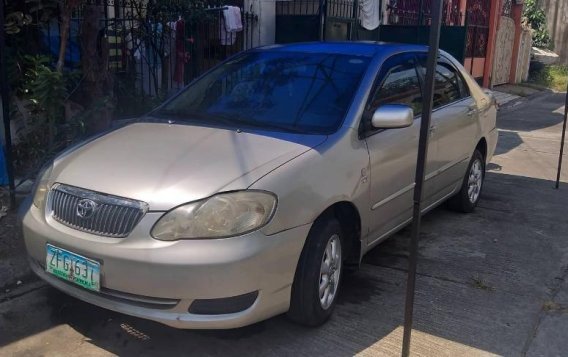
[76,199,98,219]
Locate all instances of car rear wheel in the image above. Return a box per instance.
[288,217,343,326]
[448,149,485,213]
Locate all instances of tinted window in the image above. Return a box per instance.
[417,56,468,108]
[433,63,462,107]
[155,51,370,134]
[368,53,423,116]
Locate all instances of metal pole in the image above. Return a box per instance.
[401,0,443,356]
[555,82,568,189]
[319,0,327,41]
[0,0,17,208]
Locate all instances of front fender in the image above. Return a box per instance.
[251,129,371,238]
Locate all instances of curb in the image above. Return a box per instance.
[498,89,555,113]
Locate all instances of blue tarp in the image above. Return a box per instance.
[41,20,81,66]
[0,144,8,186]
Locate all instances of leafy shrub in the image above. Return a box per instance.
[523,0,551,49]
[528,62,568,92]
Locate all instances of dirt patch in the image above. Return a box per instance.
[0,209,32,289]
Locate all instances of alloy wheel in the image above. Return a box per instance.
[319,234,342,310]
[468,159,483,204]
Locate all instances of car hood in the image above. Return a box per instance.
[52,122,326,210]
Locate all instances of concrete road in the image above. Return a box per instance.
[1,93,567,357]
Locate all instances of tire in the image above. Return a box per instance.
[287,217,343,326]
[448,149,485,213]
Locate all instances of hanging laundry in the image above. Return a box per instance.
[359,0,380,30]
[220,6,243,46]
[227,6,243,32]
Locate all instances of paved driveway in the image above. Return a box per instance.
[1,93,567,356]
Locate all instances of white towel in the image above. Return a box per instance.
[223,6,243,33]
[220,6,243,45]
[359,0,380,30]
[231,6,243,32]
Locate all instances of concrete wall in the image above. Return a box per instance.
[516,29,533,83]
[245,0,276,46]
[541,0,568,64]
[492,16,516,86]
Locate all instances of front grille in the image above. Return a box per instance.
[49,184,149,238]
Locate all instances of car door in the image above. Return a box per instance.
[363,52,437,246]
[416,54,479,198]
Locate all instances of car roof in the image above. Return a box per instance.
[256,42,429,57]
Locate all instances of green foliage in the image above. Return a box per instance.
[528,63,568,91]
[3,11,33,34]
[11,55,82,174]
[25,56,68,118]
[522,0,551,49]
[3,0,59,35]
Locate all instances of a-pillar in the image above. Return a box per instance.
[509,2,524,83]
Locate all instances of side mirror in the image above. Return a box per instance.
[371,104,414,129]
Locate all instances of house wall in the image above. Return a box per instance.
[464,57,486,78]
[246,0,276,46]
[516,28,533,82]
[541,0,568,64]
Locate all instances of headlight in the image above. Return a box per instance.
[151,191,277,240]
[33,164,53,209]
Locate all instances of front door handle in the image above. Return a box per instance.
[467,107,478,117]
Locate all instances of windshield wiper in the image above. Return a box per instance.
[154,110,307,134]
[153,110,209,121]
[256,122,306,134]
[217,114,307,134]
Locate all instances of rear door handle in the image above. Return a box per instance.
[429,126,437,136]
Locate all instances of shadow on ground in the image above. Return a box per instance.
[495,92,566,156]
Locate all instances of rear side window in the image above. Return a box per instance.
[367,53,423,116]
[417,55,469,108]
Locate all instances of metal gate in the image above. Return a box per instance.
[275,0,323,43]
[464,0,490,84]
[275,0,360,43]
[380,0,466,63]
[325,0,359,40]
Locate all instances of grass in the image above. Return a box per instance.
[543,301,568,313]
[470,275,495,291]
[528,64,568,92]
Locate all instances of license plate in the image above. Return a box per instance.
[46,244,100,292]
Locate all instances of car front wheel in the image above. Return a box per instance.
[448,149,485,213]
[288,217,343,326]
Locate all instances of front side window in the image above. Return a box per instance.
[367,53,423,117]
[155,51,371,134]
[417,55,469,108]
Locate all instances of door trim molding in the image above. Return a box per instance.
[370,156,468,211]
[371,183,415,210]
[366,187,459,250]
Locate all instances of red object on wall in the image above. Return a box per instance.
[174,19,186,85]
[482,0,501,88]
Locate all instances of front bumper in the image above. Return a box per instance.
[22,202,310,329]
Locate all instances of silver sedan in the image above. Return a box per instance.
[21,42,498,329]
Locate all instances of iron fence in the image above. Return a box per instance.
[386,0,463,26]
[464,0,490,58]
[43,0,257,117]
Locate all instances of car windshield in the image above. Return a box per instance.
[155,51,370,134]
